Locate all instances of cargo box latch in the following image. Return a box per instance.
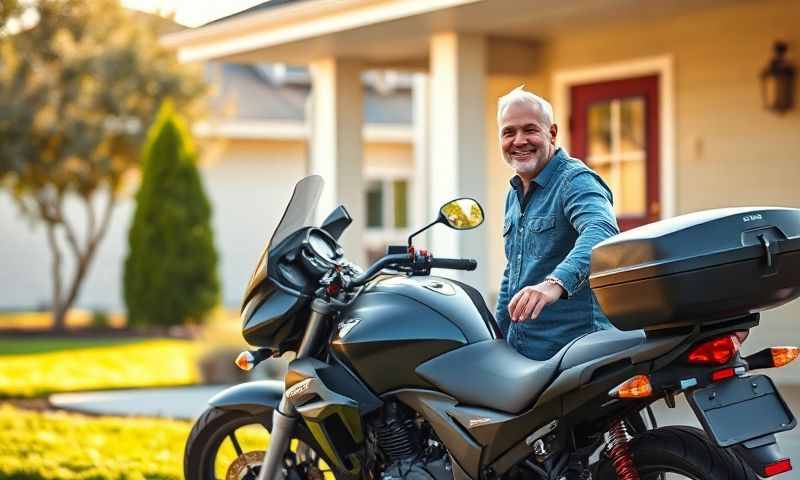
[758,234,778,275]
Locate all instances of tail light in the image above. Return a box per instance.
[687,333,743,365]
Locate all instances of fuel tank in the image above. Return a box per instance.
[331,275,500,394]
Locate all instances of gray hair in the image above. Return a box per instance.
[497,86,554,127]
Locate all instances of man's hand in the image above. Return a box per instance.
[508,281,565,322]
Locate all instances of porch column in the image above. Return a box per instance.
[412,73,430,245]
[309,57,365,267]
[428,32,488,294]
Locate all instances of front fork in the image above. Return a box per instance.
[257,305,330,480]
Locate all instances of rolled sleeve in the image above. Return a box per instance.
[550,171,619,297]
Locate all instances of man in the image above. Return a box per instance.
[495,86,619,361]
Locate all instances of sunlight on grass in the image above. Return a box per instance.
[0,310,126,330]
[0,339,201,398]
[0,404,189,480]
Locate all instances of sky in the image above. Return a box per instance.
[120,0,266,27]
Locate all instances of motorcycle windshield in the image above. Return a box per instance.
[242,175,324,306]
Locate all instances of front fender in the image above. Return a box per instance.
[209,380,284,415]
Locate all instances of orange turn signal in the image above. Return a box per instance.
[235,351,255,371]
[610,375,653,399]
[771,347,800,368]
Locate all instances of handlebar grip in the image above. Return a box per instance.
[430,257,478,271]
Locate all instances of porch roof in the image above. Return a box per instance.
[162,0,742,68]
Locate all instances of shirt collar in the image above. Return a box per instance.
[509,147,566,191]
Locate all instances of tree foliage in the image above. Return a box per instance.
[124,101,219,327]
[0,0,205,328]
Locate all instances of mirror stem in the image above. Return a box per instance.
[408,217,442,247]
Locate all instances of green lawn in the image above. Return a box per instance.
[0,338,201,398]
[0,404,190,480]
[0,405,276,480]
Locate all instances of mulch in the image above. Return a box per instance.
[2,397,53,412]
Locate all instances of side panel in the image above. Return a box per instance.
[394,390,483,479]
[285,357,383,476]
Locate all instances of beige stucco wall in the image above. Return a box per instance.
[484,0,800,381]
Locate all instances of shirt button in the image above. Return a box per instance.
[517,254,522,259]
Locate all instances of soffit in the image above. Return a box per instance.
[164,0,747,67]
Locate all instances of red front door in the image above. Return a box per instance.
[570,75,660,230]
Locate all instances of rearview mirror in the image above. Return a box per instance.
[406,197,485,246]
[439,198,484,230]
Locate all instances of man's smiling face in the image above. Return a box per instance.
[499,102,558,180]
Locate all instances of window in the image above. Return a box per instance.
[364,178,409,230]
[364,176,411,263]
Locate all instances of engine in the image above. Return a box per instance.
[368,402,453,480]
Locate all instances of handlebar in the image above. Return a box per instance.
[346,253,477,288]
[347,253,412,287]
[430,257,478,271]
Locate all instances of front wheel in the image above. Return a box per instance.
[184,407,335,480]
[596,426,756,480]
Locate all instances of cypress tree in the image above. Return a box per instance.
[124,101,219,327]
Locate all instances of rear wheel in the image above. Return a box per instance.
[596,426,756,480]
[184,407,335,480]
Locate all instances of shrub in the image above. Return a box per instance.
[124,101,219,327]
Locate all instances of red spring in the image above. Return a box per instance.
[607,419,639,480]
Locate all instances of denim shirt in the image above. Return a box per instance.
[495,148,619,360]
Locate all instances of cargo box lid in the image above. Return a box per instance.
[590,207,800,289]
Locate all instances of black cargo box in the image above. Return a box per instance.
[590,207,800,331]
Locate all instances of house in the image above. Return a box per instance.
[162,0,800,385]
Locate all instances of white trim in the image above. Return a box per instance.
[363,124,414,143]
[194,119,307,140]
[162,0,482,63]
[551,55,676,219]
[194,119,412,143]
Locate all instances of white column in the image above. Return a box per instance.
[412,73,430,245]
[428,32,488,294]
[309,58,365,267]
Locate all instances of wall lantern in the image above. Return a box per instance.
[761,41,796,114]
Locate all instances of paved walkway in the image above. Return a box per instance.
[49,385,230,420]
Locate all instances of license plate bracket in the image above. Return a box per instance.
[687,374,796,447]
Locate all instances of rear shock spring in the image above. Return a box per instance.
[607,419,639,480]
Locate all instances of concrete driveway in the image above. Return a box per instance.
[49,385,230,420]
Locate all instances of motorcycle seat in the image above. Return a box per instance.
[559,328,645,370]
[415,339,570,414]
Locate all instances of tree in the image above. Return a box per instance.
[124,101,219,327]
[0,0,205,329]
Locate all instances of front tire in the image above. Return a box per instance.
[596,426,756,479]
[184,407,333,480]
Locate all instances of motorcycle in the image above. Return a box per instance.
[185,175,800,480]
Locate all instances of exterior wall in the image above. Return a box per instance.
[484,0,800,381]
[202,138,308,307]
[0,137,414,312]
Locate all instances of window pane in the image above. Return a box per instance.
[620,97,645,153]
[588,101,612,158]
[393,180,408,228]
[619,159,646,216]
[366,181,383,228]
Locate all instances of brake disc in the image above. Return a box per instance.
[226,451,264,480]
